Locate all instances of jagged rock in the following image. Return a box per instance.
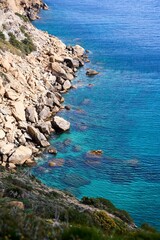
[9,146,32,165]
[86,69,99,76]
[0,79,5,96]
[0,129,5,139]
[18,121,28,130]
[51,62,67,78]
[27,125,50,147]
[64,57,80,69]
[37,121,53,135]
[1,58,10,72]
[5,89,19,100]
[12,100,26,121]
[39,106,51,120]
[0,143,15,155]
[26,106,38,123]
[63,80,72,90]
[74,45,85,57]
[52,116,70,132]
[42,3,49,10]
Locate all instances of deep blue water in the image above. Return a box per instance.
[32,0,160,229]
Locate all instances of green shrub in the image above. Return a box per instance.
[15,12,29,22]
[0,31,5,40]
[81,197,133,224]
[9,32,36,55]
[61,226,106,240]
[93,211,117,233]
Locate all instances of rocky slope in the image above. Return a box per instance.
[0,1,87,169]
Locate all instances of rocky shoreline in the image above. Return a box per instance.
[0,0,88,170]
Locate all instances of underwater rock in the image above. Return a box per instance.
[88,150,103,156]
[47,146,57,155]
[63,138,72,146]
[62,174,90,188]
[72,145,81,152]
[48,158,65,167]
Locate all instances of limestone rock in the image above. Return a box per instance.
[39,106,51,120]
[12,100,26,121]
[27,125,50,147]
[9,146,32,165]
[0,129,5,139]
[5,89,19,101]
[37,121,53,135]
[63,80,72,90]
[51,62,67,78]
[0,143,15,155]
[0,79,5,96]
[52,116,70,132]
[86,69,99,76]
[74,45,85,57]
[26,106,38,123]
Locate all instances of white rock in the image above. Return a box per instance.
[9,146,32,165]
[52,116,70,132]
[0,129,5,139]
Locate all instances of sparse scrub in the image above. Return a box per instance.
[0,31,5,40]
[9,32,36,54]
[15,12,29,22]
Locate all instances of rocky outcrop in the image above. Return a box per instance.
[86,69,99,76]
[0,1,88,169]
[52,116,70,132]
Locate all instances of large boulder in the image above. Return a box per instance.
[25,106,38,123]
[0,143,15,155]
[5,89,19,101]
[0,129,5,139]
[12,100,26,121]
[64,57,79,69]
[52,116,70,132]
[63,80,72,90]
[50,62,67,78]
[9,146,32,165]
[86,69,99,76]
[39,106,51,120]
[74,45,85,57]
[27,125,50,147]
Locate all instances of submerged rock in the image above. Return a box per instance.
[47,146,57,155]
[88,150,103,156]
[62,174,90,188]
[48,158,65,167]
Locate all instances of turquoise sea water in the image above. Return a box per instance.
[32,0,160,229]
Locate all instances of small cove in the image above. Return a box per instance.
[32,0,160,229]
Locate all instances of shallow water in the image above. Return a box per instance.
[32,0,160,229]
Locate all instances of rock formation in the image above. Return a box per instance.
[0,0,87,168]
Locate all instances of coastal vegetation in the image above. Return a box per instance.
[9,32,36,55]
[0,167,160,240]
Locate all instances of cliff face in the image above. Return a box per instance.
[0,0,48,20]
[0,4,86,169]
